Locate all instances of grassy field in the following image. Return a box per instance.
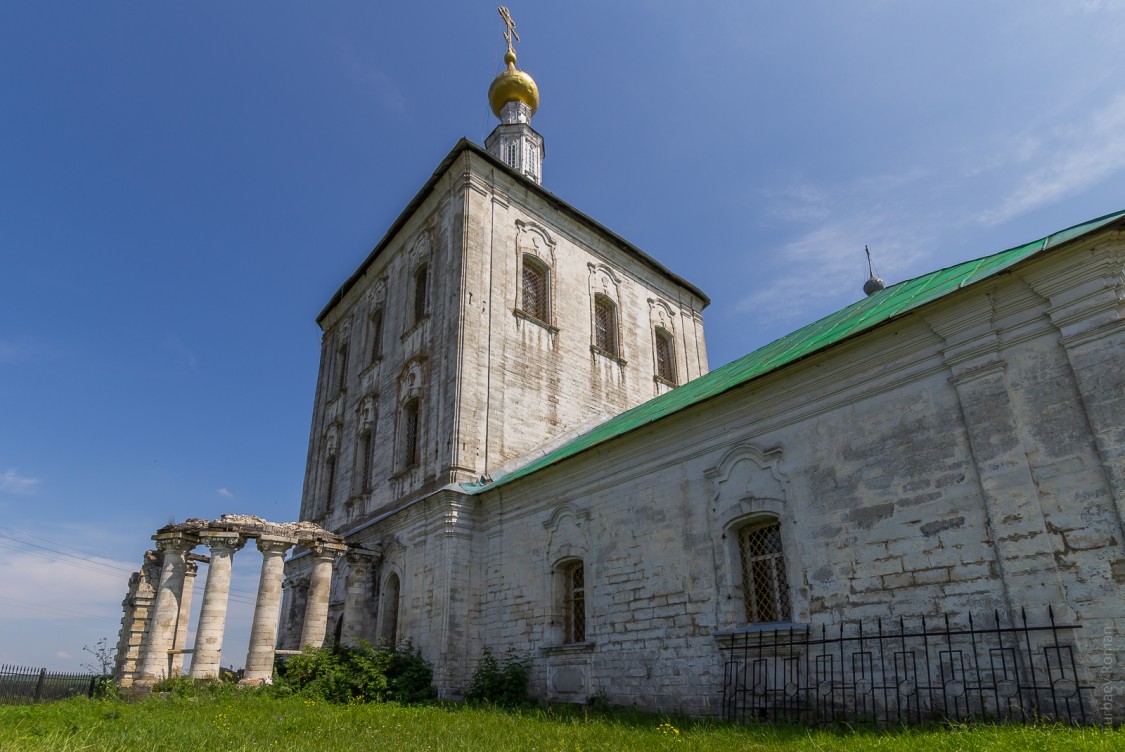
[1,693,1122,752]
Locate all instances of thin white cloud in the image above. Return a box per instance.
[162,336,198,369]
[340,44,408,117]
[0,469,41,495]
[217,487,235,499]
[0,339,53,363]
[976,94,1125,226]
[0,549,129,622]
[55,650,73,660]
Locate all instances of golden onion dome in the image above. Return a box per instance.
[488,49,539,118]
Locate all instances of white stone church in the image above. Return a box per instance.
[119,20,1125,722]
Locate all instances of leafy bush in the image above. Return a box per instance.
[274,640,435,704]
[465,647,531,707]
[150,674,240,698]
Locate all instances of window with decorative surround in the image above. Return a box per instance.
[593,295,618,355]
[322,454,337,516]
[654,327,675,384]
[336,343,349,395]
[561,560,586,643]
[737,520,791,623]
[412,265,428,325]
[521,255,549,323]
[400,397,421,469]
[369,308,384,363]
[355,428,374,494]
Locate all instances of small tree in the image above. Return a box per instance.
[82,637,116,676]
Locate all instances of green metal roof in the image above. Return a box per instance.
[465,209,1125,495]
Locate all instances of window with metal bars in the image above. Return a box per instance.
[336,343,349,394]
[593,295,617,355]
[563,561,586,643]
[323,454,337,515]
[401,397,420,468]
[369,308,384,363]
[507,140,519,168]
[521,256,549,322]
[413,265,428,325]
[655,327,675,383]
[737,520,792,623]
[355,428,374,494]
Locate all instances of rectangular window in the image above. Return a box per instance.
[336,344,349,394]
[565,562,585,643]
[323,455,337,515]
[413,267,428,325]
[355,429,373,493]
[522,258,548,322]
[655,328,675,383]
[594,297,617,355]
[402,398,420,468]
[370,309,384,363]
[738,521,792,623]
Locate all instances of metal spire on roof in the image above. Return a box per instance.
[863,245,885,296]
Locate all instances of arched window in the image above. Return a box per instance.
[560,560,586,643]
[522,256,549,322]
[379,572,401,646]
[737,519,791,623]
[593,295,618,355]
[654,327,675,384]
[369,308,384,363]
[400,397,421,468]
[412,265,428,325]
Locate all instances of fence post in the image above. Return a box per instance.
[35,667,48,700]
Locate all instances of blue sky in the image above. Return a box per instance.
[2,1,1124,671]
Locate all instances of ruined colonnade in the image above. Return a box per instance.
[115,515,347,687]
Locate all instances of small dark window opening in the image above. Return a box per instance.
[401,398,420,468]
[356,429,374,493]
[370,308,384,363]
[413,266,428,325]
[336,344,349,394]
[323,454,337,515]
[594,296,617,355]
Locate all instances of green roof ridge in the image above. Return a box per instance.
[465,209,1124,494]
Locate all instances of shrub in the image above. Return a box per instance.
[465,647,531,707]
[274,640,434,704]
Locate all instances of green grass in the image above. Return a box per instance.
[0,693,1121,751]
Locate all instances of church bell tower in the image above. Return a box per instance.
[485,6,544,184]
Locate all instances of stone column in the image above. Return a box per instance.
[341,550,377,644]
[242,535,295,684]
[189,532,245,679]
[136,532,196,685]
[299,543,347,649]
[170,559,198,675]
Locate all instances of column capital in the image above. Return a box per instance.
[152,531,197,554]
[199,530,246,555]
[256,534,296,556]
[307,541,348,560]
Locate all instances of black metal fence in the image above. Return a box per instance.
[0,664,101,704]
[720,608,1092,726]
